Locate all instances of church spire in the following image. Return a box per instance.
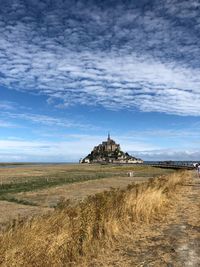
[108,132,110,141]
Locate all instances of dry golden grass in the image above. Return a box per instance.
[13,175,153,207]
[0,201,51,231]
[0,163,173,184]
[0,171,191,267]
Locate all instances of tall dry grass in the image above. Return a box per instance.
[0,171,191,266]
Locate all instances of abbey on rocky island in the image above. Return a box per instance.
[80,134,143,164]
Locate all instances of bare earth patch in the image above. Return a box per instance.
[92,172,200,266]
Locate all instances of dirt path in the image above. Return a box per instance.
[94,172,200,266]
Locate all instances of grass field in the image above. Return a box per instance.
[0,169,191,266]
[0,163,175,228]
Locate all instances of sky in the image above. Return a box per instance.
[1,0,200,162]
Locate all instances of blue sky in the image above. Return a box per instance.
[1,0,200,162]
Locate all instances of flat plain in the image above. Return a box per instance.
[0,163,174,229]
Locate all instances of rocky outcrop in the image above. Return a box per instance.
[80,135,143,164]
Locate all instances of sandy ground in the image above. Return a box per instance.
[92,172,200,266]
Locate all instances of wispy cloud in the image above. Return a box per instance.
[0,138,101,162]
[0,133,158,162]
[0,101,16,110]
[0,120,17,128]
[0,134,199,162]
[131,149,200,161]
[125,128,200,139]
[1,111,97,130]
[0,0,200,115]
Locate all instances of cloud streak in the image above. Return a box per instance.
[0,136,199,162]
[0,111,97,130]
[131,149,200,161]
[0,101,16,111]
[0,0,200,115]
[0,131,159,162]
[0,120,17,128]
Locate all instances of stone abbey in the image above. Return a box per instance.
[80,134,143,164]
[93,133,120,153]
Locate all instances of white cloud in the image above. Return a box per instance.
[0,0,200,115]
[131,149,200,161]
[0,101,16,110]
[126,128,200,139]
[0,120,17,128]
[0,138,199,162]
[0,138,97,162]
[0,132,200,162]
[0,133,158,162]
[1,111,97,130]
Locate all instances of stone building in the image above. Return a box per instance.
[93,133,120,153]
[80,134,143,164]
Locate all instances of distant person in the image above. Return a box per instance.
[193,162,198,168]
[197,164,200,178]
